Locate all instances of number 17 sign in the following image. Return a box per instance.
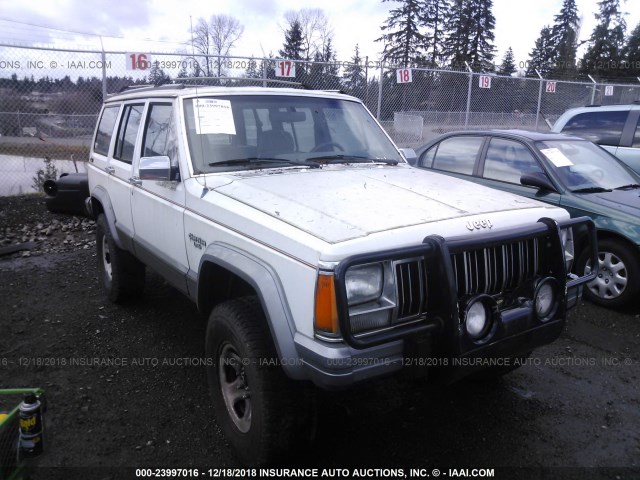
[275,60,296,78]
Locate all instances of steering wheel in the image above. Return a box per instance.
[310,141,345,153]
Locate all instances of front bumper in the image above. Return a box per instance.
[296,216,598,389]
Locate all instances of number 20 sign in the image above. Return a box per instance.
[396,68,413,84]
[275,60,296,78]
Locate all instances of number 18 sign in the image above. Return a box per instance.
[396,68,413,84]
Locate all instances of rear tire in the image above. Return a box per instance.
[576,239,640,309]
[205,297,315,466]
[96,214,145,303]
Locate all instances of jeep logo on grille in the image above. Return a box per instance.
[466,219,493,231]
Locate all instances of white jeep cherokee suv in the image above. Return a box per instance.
[86,84,596,464]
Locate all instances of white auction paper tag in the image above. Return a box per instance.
[193,99,236,135]
[540,148,573,167]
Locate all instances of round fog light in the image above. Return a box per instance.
[534,279,557,321]
[466,300,489,339]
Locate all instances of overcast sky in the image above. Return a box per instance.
[0,0,638,70]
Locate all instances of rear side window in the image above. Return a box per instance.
[431,136,483,175]
[633,116,640,148]
[93,105,120,156]
[561,111,628,146]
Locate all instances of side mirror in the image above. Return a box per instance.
[139,156,180,181]
[520,172,557,192]
[399,148,417,165]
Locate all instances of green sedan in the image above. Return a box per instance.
[413,129,640,309]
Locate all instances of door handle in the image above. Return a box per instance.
[129,176,142,187]
[105,166,115,175]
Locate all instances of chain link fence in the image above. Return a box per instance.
[1,43,640,196]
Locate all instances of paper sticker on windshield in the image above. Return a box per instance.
[193,99,236,135]
[540,148,573,167]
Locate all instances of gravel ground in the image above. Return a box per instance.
[1,195,639,480]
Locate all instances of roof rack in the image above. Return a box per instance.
[111,76,311,96]
[178,76,310,89]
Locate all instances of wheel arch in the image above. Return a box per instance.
[194,243,305,380]
[595,230,640,253]
[90,186,125,250]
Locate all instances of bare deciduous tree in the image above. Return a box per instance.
[282,8,333,62]
[191,15,244,77]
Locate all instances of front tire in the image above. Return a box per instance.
[95,214,145,303]
[577,239,640,309]
[205,297,314,465]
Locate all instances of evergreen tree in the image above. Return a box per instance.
[444,0,496,71]
[581,0,627,78]
[279,20,305,60]
[148,61,170,85]
[308,38,340,90]
[376,0,428,67]
[322,38,341,88]
[444,0,473,69]
[343,44,367,97]
[423,0,450,67]
[550,0,580,76]
[526,26,555,77]
[279,20,306,82]
[177,64,189,78]
[621,22,640,78]
[244,57,262,79]
[499,47,517,76]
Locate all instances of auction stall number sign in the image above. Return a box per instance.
[396,69,413,84]
[546,81,557,93]
[605,85,614,96]
[479,75,491,89]
[127,53,151,71]
[275,60,296,78]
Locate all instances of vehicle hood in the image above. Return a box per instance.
[580,189,640,217]
[213,165,554,243]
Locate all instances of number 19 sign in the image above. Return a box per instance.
[479,75,492,89]
[275,60,296,78]
[396,68,413,84]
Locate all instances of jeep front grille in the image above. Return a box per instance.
[395,258,427,321]
[451,238,540,297]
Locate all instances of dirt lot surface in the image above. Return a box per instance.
[1,195,639,480]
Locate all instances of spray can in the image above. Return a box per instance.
[18,393,44,458]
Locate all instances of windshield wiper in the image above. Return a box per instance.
[306,154,399,165]
[614,183,640,190]
[209,157,320,168]
[571,186,613,193]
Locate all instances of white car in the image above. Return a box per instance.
[86,84,596,464]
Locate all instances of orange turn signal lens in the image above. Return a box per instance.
[314,273,339,335]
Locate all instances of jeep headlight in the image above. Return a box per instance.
[345,262,398,334]
[345,264,383,306]
[560,226,574,271]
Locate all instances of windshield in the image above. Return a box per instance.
[183,95,403,173]
[535,139,639,191]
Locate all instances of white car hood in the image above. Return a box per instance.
[213,165,549,244]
